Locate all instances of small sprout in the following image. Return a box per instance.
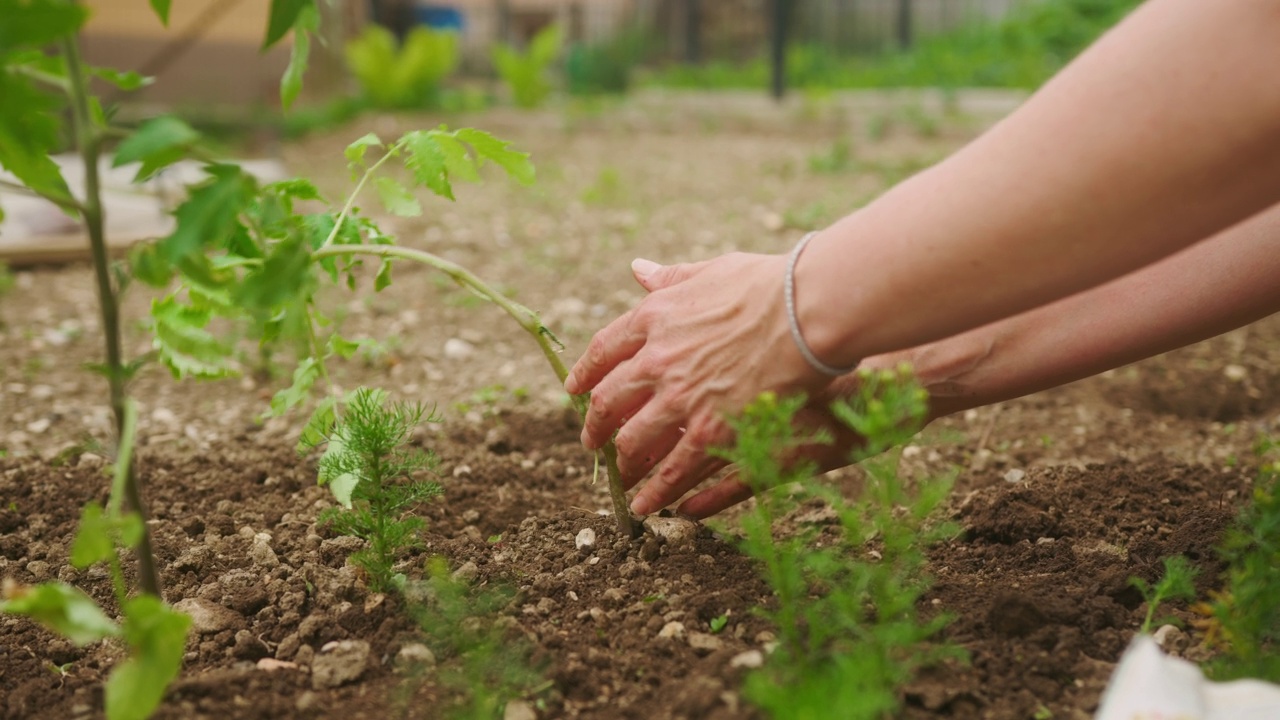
[710,614,729,634]
[1130,555,1199,634]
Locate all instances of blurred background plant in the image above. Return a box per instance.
[345,24,460,109]
[493,23,562,108]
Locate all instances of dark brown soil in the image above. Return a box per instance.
[4,92,1280,719]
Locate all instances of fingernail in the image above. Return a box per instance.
[630,495,654,516]
[631,258,661,278]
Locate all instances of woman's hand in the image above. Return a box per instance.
[564,252,836,516]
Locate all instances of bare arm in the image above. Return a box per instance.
[800,0,1280,368]
[889,204,1280,419]
[568,0,1280,518]
[678,204,1280,518]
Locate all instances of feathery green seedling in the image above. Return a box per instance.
[1130,555,1198,634]
[307,388,442,592]
[718,368,962,720]
[398,558,546,720]
[1206,439,1280,681]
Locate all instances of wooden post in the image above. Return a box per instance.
[684,0,701,64]
[896,0,913,50]
[770,0,791,100]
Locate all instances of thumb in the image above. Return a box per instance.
[631,257,705,292]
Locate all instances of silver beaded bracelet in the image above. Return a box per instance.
[784,232,859,377]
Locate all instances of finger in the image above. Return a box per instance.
[629,418,729,516]
[677,471,754,519]
[631,258,711,293]
[580,367,653,451]
[613,407,684,488]
[564,308,644,396]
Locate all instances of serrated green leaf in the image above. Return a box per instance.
[327,333,362,359]
[90,67,153,91]
[425,130,480,183]
[235,236,314,311]
[149,0,171,25]
[455,128,535,185]
[270,357,321,416]
[267,178,323,203]
[374,259,393,292]
[345,133,383,165]
[0,0,88,55]
[69,503,114,569]
[279,5,318,110]
[106,596,189,720]
[150,296,233,379]
[113,116,200,181]
[402,131,453,200]
[0,582,119,646]
[162,165,252,263]
[373,176,420,217]
[264,0,311,49]
[0,72,72,203]
[129,242,173,287]
[297,396,338,451]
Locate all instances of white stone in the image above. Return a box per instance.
[575,528,597,553]
[443,338,475,360]
[311,640,370,689]
[1003,468,1027,483]
[643,516,698,548]
[730,649,765,669]
[658,621,686,640]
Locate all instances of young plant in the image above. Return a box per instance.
[0,2,315,716]
[307,387,442,592]
[402,558,546,720]
[345,25,460,109]
[718,368,962,719]
[1,404,190,720]
[136,124,637,537]
[1205,440,1280,681]
[493,24,563,109]
[1129,555,1198,634]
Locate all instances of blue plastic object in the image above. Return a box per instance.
[412,5,464,31]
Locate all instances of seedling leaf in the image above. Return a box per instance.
[346,133,383,165]
[374,259,393,292]
[90,67,152,91]
[374,176,421,217]
[70,503,114,568]
[0,0,89,55]
[0,582,119,646]
[270,357,321,416]
[149,0,171,24]
[162,165,252,263]
[105,596,190,720]
[113,116,200,181]
[298,396,338,451]
[264,0,311,49]
[402,131,454,200]
[455,128,535,185]
[279,4,318,109]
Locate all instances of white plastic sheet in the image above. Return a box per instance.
[1095,635,1280,720]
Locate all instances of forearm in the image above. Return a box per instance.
[865,203,1280,419]
[800,0,1280,367]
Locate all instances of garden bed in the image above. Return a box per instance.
[3,95,1278,719]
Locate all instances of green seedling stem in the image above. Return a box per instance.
[60,34,163,598]
[310,243,637,538]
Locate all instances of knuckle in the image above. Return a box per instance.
[586,333,610,368]
[588,390,611,420]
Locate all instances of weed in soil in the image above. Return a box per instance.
[308,388,443,593]
[719,369,963,719]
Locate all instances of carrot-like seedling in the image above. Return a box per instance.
[307,387,443,592]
